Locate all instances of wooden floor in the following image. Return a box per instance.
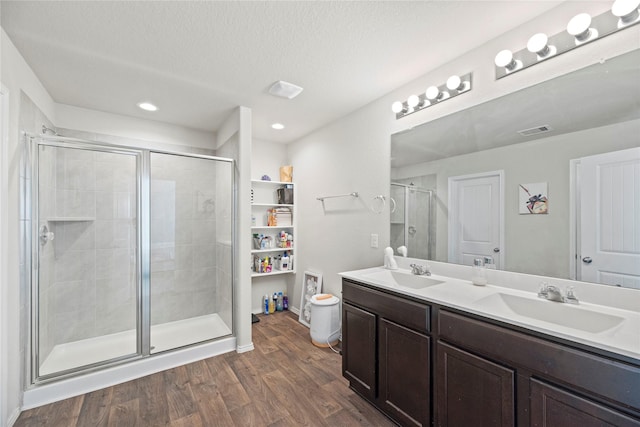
[15,311,395,426]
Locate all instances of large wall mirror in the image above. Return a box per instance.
[390,48,640,290]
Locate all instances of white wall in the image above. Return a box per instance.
[217,107,253,353]
[1,28,57,427]
[287,2,640,308]
[56,103,215,151]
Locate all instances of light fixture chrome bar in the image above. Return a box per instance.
[495,3,640,79]
[392,73,473,120]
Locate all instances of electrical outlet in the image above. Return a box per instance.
[370,233,379,248]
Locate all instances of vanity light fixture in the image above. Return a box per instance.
[137,102,158,112]
[391,73,472,119]
[495,2,640,79]
[271,123,285,130]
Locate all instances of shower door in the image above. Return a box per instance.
[29,137,235,382]
[149,152,234,353]
[34,142,140,378]
[390,183,434,259]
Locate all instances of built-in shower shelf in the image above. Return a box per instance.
[47,217,95,222]
[251,226,294,230]
[252,270,296,278]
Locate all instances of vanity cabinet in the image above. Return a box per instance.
[436,341,515,427]
[438,309,640,427]
[342,280,431,427]
[342,278,640,427]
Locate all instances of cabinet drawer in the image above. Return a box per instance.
[343,279,430,334]
[439,310,640,413]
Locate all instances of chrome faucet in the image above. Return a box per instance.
[409,264,431,276]
[538,283,579,304]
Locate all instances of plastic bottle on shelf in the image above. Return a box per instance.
[263,294,270,315]
[281,252,289,270]
[283,291,289,310]
[276,292,284,311]
[269,293,276,314]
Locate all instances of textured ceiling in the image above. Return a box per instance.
[1,1,561,143]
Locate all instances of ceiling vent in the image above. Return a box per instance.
[268,81,304,99]
[517,125,553,137]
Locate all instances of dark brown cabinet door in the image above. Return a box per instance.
[530,379,640,427]
[436,341,515,427]
[342,302,377,401]
[379,318,431,427]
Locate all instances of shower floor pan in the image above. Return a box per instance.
[39,313,232,376]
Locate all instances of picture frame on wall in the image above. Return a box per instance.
[519,182,549,214]
[298,271,322,328]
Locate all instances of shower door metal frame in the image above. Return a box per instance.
[390,183,434,260]
[24,133,236,385]
[26,135,145,384]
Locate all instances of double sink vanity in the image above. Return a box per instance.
[339,259,640,426]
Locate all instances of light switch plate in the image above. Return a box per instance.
[370,233,379,248]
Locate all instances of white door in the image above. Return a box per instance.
[579,148,640,288]
[449,171,504,268]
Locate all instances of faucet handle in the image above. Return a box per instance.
[538,282,549,297]
[565,286,579,304]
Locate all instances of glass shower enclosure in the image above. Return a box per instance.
[390,183,434,259]
[25,135,234,381]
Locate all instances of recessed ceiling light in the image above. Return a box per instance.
[268,81,304,99]
[137,102,158,112]
[271,123,285,130]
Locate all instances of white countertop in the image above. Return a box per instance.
[340,264,640,361]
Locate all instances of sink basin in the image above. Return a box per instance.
[363,270,445,289]
[474,293,625,334]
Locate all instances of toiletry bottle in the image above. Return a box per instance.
[472,258,487,286]
[288,253,294,271]
[276,292,284,311]
[269,293,276,314]
[281,252,289,270]
[283,291,288,310]
[264,294,270,315]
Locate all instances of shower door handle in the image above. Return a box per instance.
[39,225,55,245]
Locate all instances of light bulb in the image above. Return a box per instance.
[426,86,440,101]
[446,75,463,92]
[495,50,518,71]
[612,0,640,24]
[407,95,420,108]
[527,33,549,55]
[391,101,405,114]
[567,13,594,42]
[271,123,285,130]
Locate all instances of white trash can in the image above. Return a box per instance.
[310,294,341,347]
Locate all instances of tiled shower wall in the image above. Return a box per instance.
[38,147,137,360]
[150,153,228,325]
